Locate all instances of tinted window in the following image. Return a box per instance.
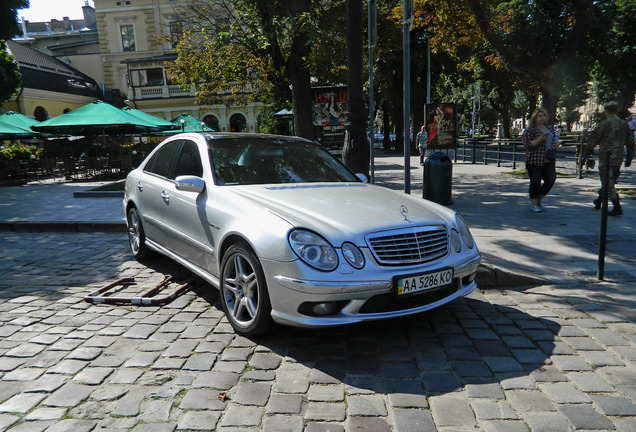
[173,140,203,179]
[208,137,359,185]
[145,140,180,178]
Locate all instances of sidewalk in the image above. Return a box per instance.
[2,153,634,287]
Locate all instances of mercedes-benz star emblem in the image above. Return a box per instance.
[400,205,409,221]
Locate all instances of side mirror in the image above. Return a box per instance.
[356,173,368,183]
[175,175,205,193]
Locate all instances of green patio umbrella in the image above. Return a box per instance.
[0,111,56,138]
[121,106,178,131]
[32,100,173,136]
[0,120,37,139]
[171,113,211,133]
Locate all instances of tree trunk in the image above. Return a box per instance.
[288,32,314,140]
[342,0,369,176]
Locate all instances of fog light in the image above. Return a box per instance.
[313,303,335,316]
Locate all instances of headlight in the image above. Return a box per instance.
[455,214,475,249]
[289,229,338,271]
[450,229,462,253]
[342,242,365,269]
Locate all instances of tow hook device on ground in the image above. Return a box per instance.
[83,275,190,305]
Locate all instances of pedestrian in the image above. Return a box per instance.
[416,125,428,166]
[583,101,635,216]
[629,115,636,138]
[522,108,560,213]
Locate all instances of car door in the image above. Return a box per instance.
[134,139,181,245]
[161,139,215,271]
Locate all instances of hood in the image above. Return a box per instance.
[228,183,456,244]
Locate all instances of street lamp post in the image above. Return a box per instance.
[180,119,185,132]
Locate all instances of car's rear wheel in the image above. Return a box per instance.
[126,206,152,261]
[220,242,274,337]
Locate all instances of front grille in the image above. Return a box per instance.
[366,226,448,265]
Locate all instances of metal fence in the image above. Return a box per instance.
[454,134,590,179]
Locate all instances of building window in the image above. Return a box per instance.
[120,24,136,52]
[130,68,165,87]
[169,21,183,48]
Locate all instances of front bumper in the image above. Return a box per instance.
[267,254,481,328]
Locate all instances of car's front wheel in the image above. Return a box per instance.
[220,243,274,337]
[126,206,152,261]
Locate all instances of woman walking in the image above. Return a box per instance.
[522,108,560,212]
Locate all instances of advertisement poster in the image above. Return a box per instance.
[312,86,348,154]
[425,103,457,150]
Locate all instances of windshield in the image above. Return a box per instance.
[208,137,360,185]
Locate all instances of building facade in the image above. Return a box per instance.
[94,0,261,131]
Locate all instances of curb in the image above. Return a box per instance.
[476,263,549,289]
[0,221,126,233]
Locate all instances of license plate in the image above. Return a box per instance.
[396,268,454,296]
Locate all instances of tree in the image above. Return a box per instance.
[171,0,348,140]
[0,0,28,103]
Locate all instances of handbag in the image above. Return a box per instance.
[545,148,556,163]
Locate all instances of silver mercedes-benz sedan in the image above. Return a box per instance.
[123,132,480,336]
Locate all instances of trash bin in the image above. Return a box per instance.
[423,151,453,205]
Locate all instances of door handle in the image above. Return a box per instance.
[136,181,143,192]
[161,190,170,204]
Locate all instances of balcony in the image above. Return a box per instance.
[128,85,195,100]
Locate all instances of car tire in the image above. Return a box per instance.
[220,242,274,337]
[126,206,152,261]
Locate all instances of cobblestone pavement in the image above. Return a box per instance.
[3,233,636,431]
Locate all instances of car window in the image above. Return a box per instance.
[208,138,359,185]
[172,140,203,179]
[144,140,181,178]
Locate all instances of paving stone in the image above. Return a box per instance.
[0,413,19,431]
[24,374,67,393]
[420,372,461,393]
[152,357,186,369]
[557,404,615,430]
[243,369,276,381]
[387,393,428,409]
[498,374,537,390]
[47,359,87,375]
[182,353,217,371]
[480,420,530,432]
[538,382,591,403]
[482,356,524,373]
[596,366,636,385]
[528,365,568,383]
[0,358,26,372]
[304,422,344,432]
[266,394,303,414]
[44,419,98,432]
[550,355,594,372]
[129,423,177,432]
[590,394,636,416]
[0,393,46,413]
[430,396,476,427]
[191,371,239,390]
[220,404,263,427]
[108,368,144,384]
[138,398,172,422]
[122,352,161,367]
[212,360,245,373]
[65,347,102,361]
[471,400,518,420]
[308,385,344,402]
[249,352,282,370]
[585,328,630,346]
[305,402,346,421]
[179,389,227,410]
[177,411,220,430]
[110,392,145,417]
[1,367,45,381]
[580,351,625,367]
[221,347,253,361]
[392,408,435,432]
[505,390,556,412]
[88,385,129,401]
[5,343,46,358]
[562,336,604,351]
[273,373,310,394]
[347,394,387,416]
[122,324,159,339]
[465,382,505,399]
[345,417,391,431]
[521,413,574,432]
[233,381,271,406]
[262,415,304,432]
[24,407,66,421]
[566,371,615,393]
[42,382,94,407]
[72,367,113,385]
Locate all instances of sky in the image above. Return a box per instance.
[17,0,94,23]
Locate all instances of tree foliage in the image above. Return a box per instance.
[0,0,28,103]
